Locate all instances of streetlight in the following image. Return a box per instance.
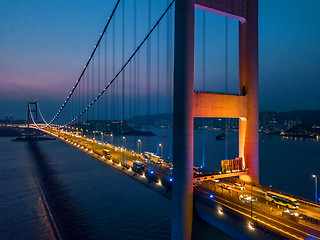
[86,129,88,137]
[93,131,96,140]
[81,128,83,136]
[101,132,104,143]
[159,143,163,159]
[76,128,78,135]
[110,134,113,145]
[122,136,126,162]
[137,139,141,154]
[122,136,126,149]
[312,174,318,203]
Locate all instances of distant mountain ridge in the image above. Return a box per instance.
[128,110,320,126]
[276,110,320,125]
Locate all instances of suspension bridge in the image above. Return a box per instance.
[20,0,320,239]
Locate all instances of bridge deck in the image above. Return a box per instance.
[31,125,320,240]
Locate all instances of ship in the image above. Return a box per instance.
[216,132,226,140]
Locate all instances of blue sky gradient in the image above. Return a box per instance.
[0,0,319,120]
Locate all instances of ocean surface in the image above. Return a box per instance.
[0,128,319,239]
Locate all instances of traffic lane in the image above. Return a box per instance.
[208,181,320,226]
[199,180,320,231]
[202,187,320,238]
[196,187,320,240]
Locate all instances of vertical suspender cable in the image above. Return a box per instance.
[72,89,74,123]
[137,52,140,122]
[75,88,77,123]
[147,0,151,118]
[115,21,118,121]
[133,0,137,122]
[166,0,170,115]
[98,45,101,125]
[66,96,68,124]
[166,0,170,159]
[81,75,83,122]
[202,11,206,167]
[83,74,85,122]
[168,2,173,159]
[78,77,80,123]
[104,30,108,121]
[112,16,116,120]
[130,61,132,119]
[78,79,79,123]
[115,22,118,121]
[75,82,77,123]
[122,0,125,132]
[79,81,81,122]
[87,65,90,121]
[137,2,140,125]
[79,77,80,123]
[92,56,95,121]
[82,76,84,122]
[81,75,83,123]
[225,18,228,93]
[157,24,160,152]
[157,25,160,117]
[168,5,172,114]
[225,17,229,160]
[202,11,206,90]
[76,80,80,123]
[77,85,79,123]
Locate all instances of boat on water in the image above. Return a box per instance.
[216,132,226,140]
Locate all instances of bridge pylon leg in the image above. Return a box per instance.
[172,0,194,239]
[239,1,259,184]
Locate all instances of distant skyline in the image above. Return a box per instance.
[1,0,319,120]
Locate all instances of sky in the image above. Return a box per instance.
[0,0,319,121]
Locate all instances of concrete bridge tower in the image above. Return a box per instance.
[172,0,258,239]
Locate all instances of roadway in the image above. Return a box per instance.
[37,125,320,239]
[196,181,320,240]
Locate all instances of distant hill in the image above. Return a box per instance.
[276,110,320,125]
[0,126,24,136]
[127,113,173,127]
[0,119,26,124]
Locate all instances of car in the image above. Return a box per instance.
[239,195,255,203]
[222,184,231,190]
[234,183,245,190]
[282,210,300,223]
[193,181,201,187]
[193,167,202,175]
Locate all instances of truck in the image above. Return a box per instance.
[144,151,163,164]
[132,162,145,174]
[103,149,111,160]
